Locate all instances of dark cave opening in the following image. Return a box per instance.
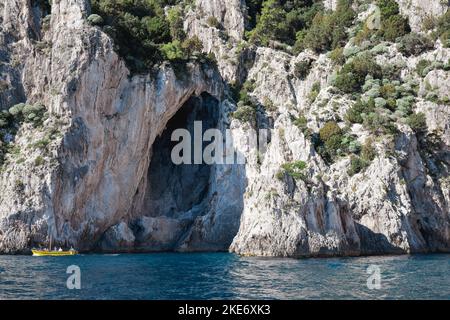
[142,93,220,218]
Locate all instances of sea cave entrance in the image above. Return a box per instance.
[141,92,220,220]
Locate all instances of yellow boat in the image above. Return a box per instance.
[32,235,78,256]
[32,249,78,256]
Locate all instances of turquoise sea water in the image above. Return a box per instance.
[0,253,448,300]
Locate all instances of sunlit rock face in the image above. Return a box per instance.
[0,0,449,257]
[99,93,244,252]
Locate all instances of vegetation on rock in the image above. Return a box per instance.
[333,54,383,93]
[276,160,307,181]
[246,0,323,47]
[90,0,203,73]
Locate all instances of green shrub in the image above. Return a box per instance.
[181,36,203,55]
[293,114,311,136]
[277,161,307,181]
[91,0,189,73]
[33,138,50,150]
[343,46,361,58]
[315,124,360,163]
[297,0,355,53]
[371,44,388,55]
[334,55,383,93]
[379,15,410,41]
[363,112,397,134]
[247,0,289,46]
[376,0,410,42]
[377,0,400,20]
[436,10,450,47]
[9,103,25,117]
[87,14,104,26]
[407,112,427,133]
[232,105,257,123]
[361,138,377,162]
[7,102,46,126]
[167,5,186,41]
[348,155,367,176]
[416,59,432,77]
[233,79,257,106]
[422,15,438,31]
[329,46,345,65]
[379,83,397,99]
[354,23,375,46]
[396,96,415,116]
[374,97,387,108]
[248,0,323,47]
[346,99,375,124]
[206,16,221,29]
[161,40,185,61]
[262,97,276,112]
[398,33,434,56]
[315,121,344,163]
[294,60,312,80]
[425,92,439,103]
[308,82,321,103]
[348,138,376,176]
[34,156,44,166]
[319,121,342,142]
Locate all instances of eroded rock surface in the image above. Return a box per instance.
[0,0,448,257]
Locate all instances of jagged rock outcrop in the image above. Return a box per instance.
[0,0,449,257]
[0,0,242,253]
[229,1,450,257]
[397,0,447,32]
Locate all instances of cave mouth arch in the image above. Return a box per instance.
[142,92,220,219]
[123,92,231,252]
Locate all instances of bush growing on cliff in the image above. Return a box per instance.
[87,14,104,26]
[34,156,45,167]
[314,121,363,163]
[308,81,321,103]
[232,104,257,123]
[296,0,355,53]
[379,15,410,42]
[354,0,410,45]
[334,55,383,93]
[319,121,342,142]
[398,33,434,56]
[247,0,290,46]
[247,0,323,47]
[206,16,221,29]
[161,40,185,61]
[377,0,410,41]
[293,114,311,136]
[317,121,343,162]
[346,99,375,124]
[347,138,376,176]
[276,160,307,181]
[416,59,431,77]
[435,10,450,47]
[407,112,427,133]
[329,46,345,65]
[7,103,46,127]
[91,0,194,73]
[294,59,313,80]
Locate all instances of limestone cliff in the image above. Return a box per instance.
[0,0,448,257]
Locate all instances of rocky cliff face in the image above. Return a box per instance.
[0,0,449,257]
